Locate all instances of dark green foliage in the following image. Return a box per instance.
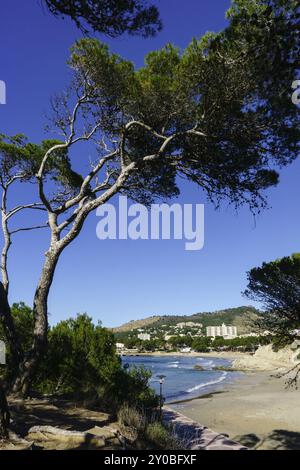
[35,313,157,409]
[124,336,143,349]
[34,314,119,397]
[43,0,162,37]
[168,335,193,348]
[10,303,34,352]
[245,253,300,339]
[4,1,300,209]
[67,0,299,208]
[192,337,212,352]
[192,335,270,352]
[107,366,158,411]
[0,302,34,377]
[0,134,83,193]
[189,307,260,331]
[0,307,157,410]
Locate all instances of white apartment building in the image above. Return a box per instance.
[116,343,125,353]
[137,333,151,341]
[206,323,237,339]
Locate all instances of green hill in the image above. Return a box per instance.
[113,306,261,336]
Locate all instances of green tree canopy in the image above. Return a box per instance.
[244,253,300,338]
[0,134,85,193]
[43,0,162,37]
[63,0,299,209]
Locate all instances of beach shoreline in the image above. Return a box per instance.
[171,370,300,450]
[122,350,249,359]
[124,348,300,449]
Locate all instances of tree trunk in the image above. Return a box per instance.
[0,380,10,439]
[12,249,60,397]
[0,282,23,374]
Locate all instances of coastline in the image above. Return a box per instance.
[122,350,249,359]
[172,371,300,450]
[124,348,300,449]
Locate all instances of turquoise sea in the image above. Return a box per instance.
[122,355,241,403]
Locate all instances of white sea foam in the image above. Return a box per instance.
[196,359,214,368]
[186,372,228,393]
[198,357,215,366]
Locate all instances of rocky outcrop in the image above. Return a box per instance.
[232,344,299,372]
[26,425,119,450]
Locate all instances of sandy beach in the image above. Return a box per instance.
[125,347,300,449]
[122,351,247,359]
[174,371,300,450]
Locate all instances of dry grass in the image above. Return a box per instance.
[117,404,187,450]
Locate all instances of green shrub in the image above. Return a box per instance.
[117,406,186,450]
[102,366,159,411]
[118,404,147,442]
[145,422,185,450]
[1,305,158,412]
[271,335,294,352]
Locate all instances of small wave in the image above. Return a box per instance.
[186,371,228,393]
[167,364,179,368]
[201,360,214,367]
[196,359,214,369]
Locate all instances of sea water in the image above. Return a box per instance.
[122,355,241,403]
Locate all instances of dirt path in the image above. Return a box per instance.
[1,397,122,450]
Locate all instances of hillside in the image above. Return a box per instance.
[112,315,161,333]
[113,306,261,335]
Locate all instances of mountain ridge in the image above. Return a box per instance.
[112,306,261,335]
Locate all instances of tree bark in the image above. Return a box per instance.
[0,282,23,375]
[12,248,60,397]
[0,379,10,439]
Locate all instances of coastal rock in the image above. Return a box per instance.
[0,431,33,451]
[27,425,106,450]
[193,365,205,371]
[232,344,298,371]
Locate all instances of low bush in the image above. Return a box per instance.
[117,405,186,450]
[145,422,185,450]
[118,404,147,442]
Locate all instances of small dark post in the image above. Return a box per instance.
[156,374,166,420]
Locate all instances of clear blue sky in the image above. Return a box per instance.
[0,0,299,327]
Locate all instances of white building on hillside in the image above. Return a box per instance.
[238,332,259,338]
[116,343,125,353]
[176,322,203,329]
[137,333,151,341]
[206,323,237,339]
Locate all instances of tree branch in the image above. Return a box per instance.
[6,203,46,220]
[10,224,49,235]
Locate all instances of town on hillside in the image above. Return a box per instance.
[114,308,276,355]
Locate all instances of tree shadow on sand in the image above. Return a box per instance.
[236,430,300,450]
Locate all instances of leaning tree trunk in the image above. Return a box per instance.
[12,248,60,397]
